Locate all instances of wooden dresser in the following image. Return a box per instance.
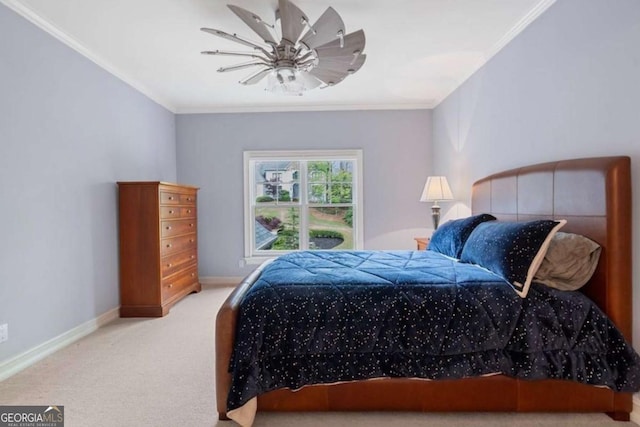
[117,182,201,317]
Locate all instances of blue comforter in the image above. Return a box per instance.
[227,250,640,410]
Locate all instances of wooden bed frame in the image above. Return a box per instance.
[216,156,633,421]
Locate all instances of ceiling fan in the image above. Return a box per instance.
[200,0,366,95]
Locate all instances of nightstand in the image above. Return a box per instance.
[414,237,430,250]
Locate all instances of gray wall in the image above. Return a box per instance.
[432,0,640,346]
[176,110,432,277]
[0,4,177,363]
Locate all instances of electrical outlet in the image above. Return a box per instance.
[0,324,7,343]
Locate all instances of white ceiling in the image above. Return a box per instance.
[2,0,555,113]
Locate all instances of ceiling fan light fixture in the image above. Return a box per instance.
[201,0,366,94]
[265,67,323,95]
[267,68,304,95]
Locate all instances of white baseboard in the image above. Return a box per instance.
[200,276,243,288]
[0,307,119,382]
[0,278,239,383]
[631,394,640,424]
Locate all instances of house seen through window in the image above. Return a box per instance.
[244,150,363,261]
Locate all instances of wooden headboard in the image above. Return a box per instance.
[471,156,632,340]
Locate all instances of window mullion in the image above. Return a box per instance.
[299,161,309,250]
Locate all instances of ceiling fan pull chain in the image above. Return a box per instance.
[337,30,344,48]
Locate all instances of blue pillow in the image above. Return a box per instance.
[427,213,496,259]
[459,219,566,297]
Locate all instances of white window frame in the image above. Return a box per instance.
[243,149,364,264]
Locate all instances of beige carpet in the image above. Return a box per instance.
[0,286,636,427]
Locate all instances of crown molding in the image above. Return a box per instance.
[2,0,555,115]
[176,102,434,115]
[486,0,557,60]
[0,0,177,113]
[433,0,557,108]
[1,0,432,115]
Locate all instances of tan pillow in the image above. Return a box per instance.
[534,232,601,291]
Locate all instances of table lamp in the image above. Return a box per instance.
[420,176,454,230]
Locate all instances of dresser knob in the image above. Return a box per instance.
[167,244,172,248]
[187,209,192,213]
[168,196,174,200]
[167,263,172,268]
[168,284,173,288]
[166,226,172,230]
[189,239,194,243]
[189,223,194,227]
[191,273,195,277]
[190,255,195,259]
[169,210,174,214]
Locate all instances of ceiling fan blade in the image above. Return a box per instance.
[240,68,273,85]
[315,54,366,74]
[299,7,345,50]
[227,5,277,45]
[200,28,273,59]
[277,0,308,44]
[309,68,349,86]
[201,50,270,61]
[314,29,366,59]
[217,60,270,73]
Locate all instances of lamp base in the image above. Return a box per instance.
[431,205,441,230]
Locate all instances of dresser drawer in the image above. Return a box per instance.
[159,206,197,219]
[181,206,196,218]
[180,193,197,205]
[161,234,197,257]
[161,250,197,278]
[160,206,181,219]
[161,219,197,238]
[162,265,198,301]
[160,191,181,205]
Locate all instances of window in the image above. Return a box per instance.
[244,150,363,262]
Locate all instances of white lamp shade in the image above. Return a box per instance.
[420,176,454,202]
